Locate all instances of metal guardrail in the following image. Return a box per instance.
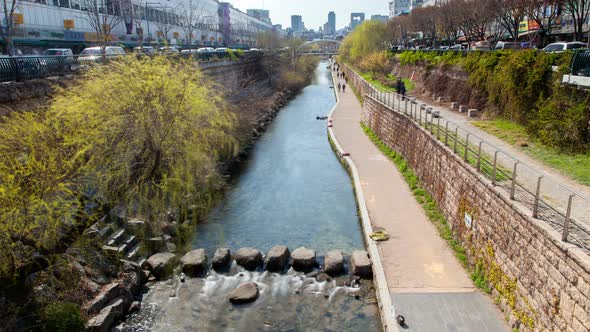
[0,52,261,83]
[344,64,590,254]
[0,56,79,82]
[570,49,590,76]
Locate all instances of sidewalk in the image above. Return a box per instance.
[330,71,509,331]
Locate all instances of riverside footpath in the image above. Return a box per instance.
[329,69,509,331]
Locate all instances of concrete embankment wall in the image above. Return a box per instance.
[345,63,590,330]
[0,59,262,117]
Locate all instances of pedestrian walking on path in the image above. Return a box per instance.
[337,82,341,92]
[396,78,406,100]
[342,83,346,93]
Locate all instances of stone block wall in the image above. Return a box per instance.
[361,95,590,332]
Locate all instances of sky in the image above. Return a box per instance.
[225,0,389,31]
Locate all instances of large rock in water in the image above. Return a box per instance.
[146,253,177,279]
[234,247,262,271]
[324,250,345,276]
[291,247,317,272]
[228,282,259,304]
[350,250,372,278]
[265,245,290,272]
[180,249,207,277]
[212,248,231,271]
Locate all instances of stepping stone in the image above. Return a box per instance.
[180,249,207,277]
[291,247,316,272]
[146,253,177,280]
[324,250,344,276]
[265,245,290,272]
[234,247,262,271]
[350,250,372,278]
[212,248,231,271]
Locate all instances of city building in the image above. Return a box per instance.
[328,11,336,35]
[389,0,411,17]
[291,15,305,33]
[371,15,389,23]
[3,0,273,54]
[350,13,365,30]
[246,9,271,24]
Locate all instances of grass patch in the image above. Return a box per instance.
[360,72,415,93]
[473,119,590,186]
[361,122,470,268]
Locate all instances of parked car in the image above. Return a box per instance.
[439,46,450,50]
[159,46,180,54]
[472,40,491,50]
[494,41,522,50]
[78,46,126,64]
[133,46,156,56]
[543,42,586,52]
[43,48,78,71]
[450,44,464,50]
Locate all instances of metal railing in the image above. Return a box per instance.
[570,49,590,76]
[343,64,590,254]
[0,56,80,82]
[0,52,262,83]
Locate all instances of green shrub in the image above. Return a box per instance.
[43,302,85,332]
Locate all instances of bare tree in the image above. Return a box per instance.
[565,0,590,42]
[456,0,496,42]
[1,0,18,56]
[437,0,461,45]
[179,0,205,50]
[523,0,564,46]
[154,5,179,45]
[411,6,438,46]
[492,0,527,41]
[81,0,125,56]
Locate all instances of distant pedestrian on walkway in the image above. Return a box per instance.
[396,78,406,100]
[338,82,341,91]
[342,84,346,93]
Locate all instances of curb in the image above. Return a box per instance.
[327,67,399,332]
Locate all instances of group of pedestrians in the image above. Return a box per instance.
[331,59,347,93]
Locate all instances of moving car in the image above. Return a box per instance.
[543,42,586,52]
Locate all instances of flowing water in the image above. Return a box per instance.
[118,62,381,331]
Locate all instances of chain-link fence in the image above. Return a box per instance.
[344,64,590,254]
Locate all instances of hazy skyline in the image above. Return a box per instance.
[225,0,389,31]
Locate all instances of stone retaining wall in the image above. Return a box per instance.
[360,94,590,332]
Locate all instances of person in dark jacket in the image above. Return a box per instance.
[397,78,407,100]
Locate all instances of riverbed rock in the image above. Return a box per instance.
[265,245,290,272]
[228,282,259,304]
[180,249,207,277]
[324,250,345,276]
[291,247,317,272]
[350,250,372,278]
[87,298,127,332]
[234,247,262,271]
[146,253,177,279]
[212,248,231,270]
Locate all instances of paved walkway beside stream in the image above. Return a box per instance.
[329,72,510,332]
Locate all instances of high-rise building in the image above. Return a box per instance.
[371,15,389,22]
[389,0,411,17]
[328,11,336,35]
[247,9,271,24]
[350,13,365,30]
[291,15,306,33]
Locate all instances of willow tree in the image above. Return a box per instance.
[339,20,392,64]
[0,56,237,281]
